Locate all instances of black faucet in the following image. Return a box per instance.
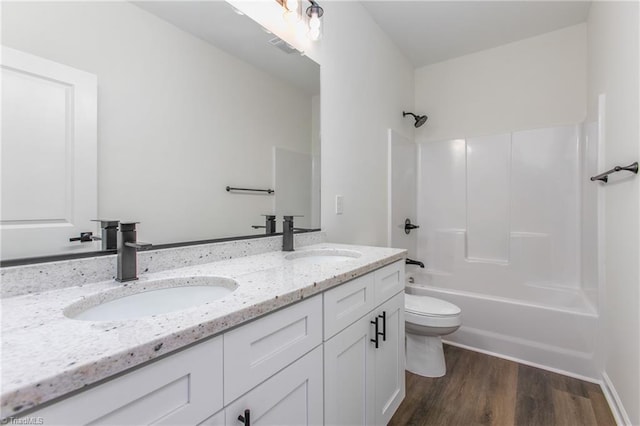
[92,219,119,251]
[406,258,425,268]
[116,222,152,282]
[282,216,295,251]
[252,215,277,235]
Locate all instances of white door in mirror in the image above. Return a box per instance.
[0,47,97,260]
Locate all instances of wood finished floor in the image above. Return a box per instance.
[389,345,616,426]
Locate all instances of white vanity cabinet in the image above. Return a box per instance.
[30,297,323,426]
[323,260,405,426]
[26,260,405,426]
[31,335,224,426]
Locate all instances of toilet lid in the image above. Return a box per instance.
[405,294,461,316]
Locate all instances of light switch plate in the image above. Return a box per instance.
[335,195,344,215]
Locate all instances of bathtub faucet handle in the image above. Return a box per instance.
[406,258,425,268]
[404,218,420,234]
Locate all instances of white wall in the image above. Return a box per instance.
[388,129,417,258]
[311,95,321,229]
[2,1,313,245]
[415,24,587,142]
[320,1,415,246]
[587,2,640,424]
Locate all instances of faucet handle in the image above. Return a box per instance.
[124,241,152,250]
[92,219,119,228]
[69,232,94,242]
[119,222,141,233]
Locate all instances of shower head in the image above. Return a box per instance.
[403,111,428,128]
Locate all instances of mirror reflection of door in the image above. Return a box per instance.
[1,47,98,260]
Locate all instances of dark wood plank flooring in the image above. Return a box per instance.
[389,345,616,426]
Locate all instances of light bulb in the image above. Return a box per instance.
[308,27,321,41]
[286,0,298,12]
[309,14,321,30]
[295,19,308,40]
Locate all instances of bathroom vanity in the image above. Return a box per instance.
[0,236,406,425]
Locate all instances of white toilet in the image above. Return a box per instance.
[404,293,462,377]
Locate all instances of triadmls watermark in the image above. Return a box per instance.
[1,417,44,425]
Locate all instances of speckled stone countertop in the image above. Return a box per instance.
[1,242,405,418]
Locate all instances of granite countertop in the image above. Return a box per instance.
[1,242,406,418]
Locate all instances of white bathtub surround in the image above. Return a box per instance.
[0,232,325,299]
[411,122,601,379]
[418,125,595,309]
[0,241,405,418]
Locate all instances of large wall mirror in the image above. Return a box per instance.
[1,1,321,262]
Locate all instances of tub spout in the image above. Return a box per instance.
[406,258,425,268]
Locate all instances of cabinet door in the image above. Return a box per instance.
[374,292,406,426]
[324,313,376,426]
[31,336,223,426]
[198,410,225,426]
[225,346,323,426]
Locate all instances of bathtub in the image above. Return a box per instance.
[406,269,602,381]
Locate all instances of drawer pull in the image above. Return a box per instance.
[370,317,380,349]
[238,409,250,426]
[378,311,387,342]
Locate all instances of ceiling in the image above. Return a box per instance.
[134,1,320,96]
[360,1,592,68]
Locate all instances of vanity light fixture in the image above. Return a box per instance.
[278,0,324,41]
[283,0,300,24]
[306,0,323,41]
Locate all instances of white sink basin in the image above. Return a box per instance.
[66,276,238,321]
[284,249,362,264]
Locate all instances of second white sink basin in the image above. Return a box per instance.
[66,276,238,321]
[285,249,362,264]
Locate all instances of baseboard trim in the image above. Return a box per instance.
[601,372,631,426]
[442,339,600,384]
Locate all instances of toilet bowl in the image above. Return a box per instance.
[405,293,462,377]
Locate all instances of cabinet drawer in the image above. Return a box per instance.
[32,336,223,426]
[323,273,375,340]
[374,260,404,305]
[224,295,322,404]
